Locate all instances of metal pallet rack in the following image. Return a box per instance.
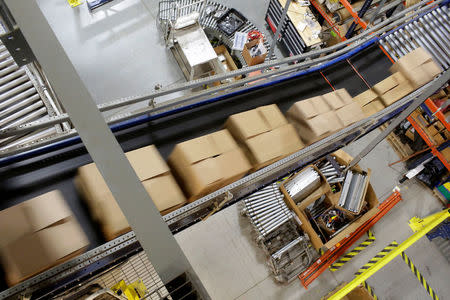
[266,0,308,56]
[378,4,450,171]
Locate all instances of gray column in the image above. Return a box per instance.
[4,0,207,294]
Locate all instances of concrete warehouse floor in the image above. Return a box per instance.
[38,0,279,118]
[175,130,450,300]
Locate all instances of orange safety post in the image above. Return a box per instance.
[298,190,402,288]
[339,0,368,29]
[407,115,450,171]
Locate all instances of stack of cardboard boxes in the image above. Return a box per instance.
[390,47,442,89]
[77,145,186,240]
[225,104,304,170]
[169,130,252,201]
[353,89,385,117]
[0,191,89,285]
[287,89,364,144]
[354,47,441,117]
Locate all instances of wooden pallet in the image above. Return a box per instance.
[379,124,414,159]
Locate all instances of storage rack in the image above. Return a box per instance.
[0,0,448,298]
[378,4,450,171]
[266,0,308,56]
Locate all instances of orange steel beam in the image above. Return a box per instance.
[339,0,368,29]
[378,39,448,170]
[310,0,346,41]
[298,190,402,288]
[407,115,450,171]
[424,99,450,131]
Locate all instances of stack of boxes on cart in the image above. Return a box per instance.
[0,47,441,286]
[354,47,442,116]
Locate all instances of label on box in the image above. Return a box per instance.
[297,21,307,32]
[232,32,247,51]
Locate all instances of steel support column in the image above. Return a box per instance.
[4,0,208,296]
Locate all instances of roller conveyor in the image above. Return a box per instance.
[0,25,67,153]
[380,5,450,66]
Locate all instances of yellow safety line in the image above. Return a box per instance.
[363,281,378,300]
[400,251,440,300]
[328,209,450,300]
[330,230,375,272]
[355,241,398,276]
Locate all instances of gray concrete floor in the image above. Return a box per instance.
[38,0,279,118]
[175,130,450,300]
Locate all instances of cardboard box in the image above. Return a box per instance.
[335,102,365,127]
[323,283,375,300]
[402,60,442,89]
[226,105,304,169]
[0,191,88,285]
[287,96,331,121]
[323,89,353,110]
[214,45,241,80]
[77,145,186,240]
[169,130,251,200]
[245,124,304,168]
[226,104,288,143]
[380,81,415,106]
[373,73,402,95]
[390,47,433,74]
[335,89,354,105]
[290,110,343,144]
[283,151,379,250]
[442,147,450,163]
[353,89,379,107]
[242,39,267,66]
[362,100,385,117]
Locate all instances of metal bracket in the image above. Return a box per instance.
[0,27,36,66]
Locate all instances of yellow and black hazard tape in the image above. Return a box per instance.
[329,230,375,272]
[363,281,378,300]
[354,240,398,276]
[401,251,440,300]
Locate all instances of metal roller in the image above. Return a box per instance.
[423,15,450,49]
[2,107,47,130]
[285,167,321,203]
[413,21,450,66]
[0,64,19,77]
[0,101,44,128]
[0,94,40,120]
[0,87,37,111]
[0,56,14,69]
[0,69,26,86]
[0,81,33,103]
[0,74,29,94]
